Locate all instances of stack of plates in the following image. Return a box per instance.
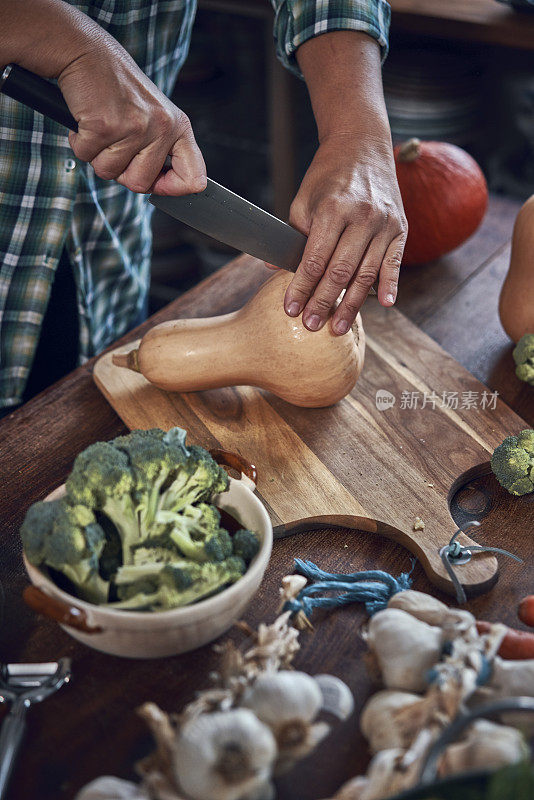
[383,47,486,146]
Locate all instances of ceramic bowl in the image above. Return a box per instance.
[23,451,272,658]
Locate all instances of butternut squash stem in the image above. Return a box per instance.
[398,138,421,163]
[112,349,140,372]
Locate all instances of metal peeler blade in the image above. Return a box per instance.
[0,658,71,799]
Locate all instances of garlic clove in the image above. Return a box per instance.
[439,719,530,776]
[387,590,450,625]
[173,709,277,800]
[75,777,150,800]
[387,590,476,640]
[332,776,369,800]
[490,656,534,697]
[359,748,405,800]
[364,609,443,692]
[360,690,422,753]
[242,670,323,727]
[314,674,355,721]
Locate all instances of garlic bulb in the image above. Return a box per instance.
[360,690,422,753]
[387,590,476,640]
[332,776,369,799]
[364,608,443,692]
[75,777,150,800]
[489,656,534,698]
[173,708,277,800]
[440,719,529,776]
[242,670,329,768]
[359,748,405,800]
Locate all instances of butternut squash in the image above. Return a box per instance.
[113,271,365,408]
[499,194,534,343]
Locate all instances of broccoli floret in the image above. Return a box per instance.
[159,445,229,514]
[110,558,245,611]
[115,428,189,536]
[169,524,233,563]
[491,429,534,495]
[232,529,260,565]
[513,334,534,387]
[65,441,141,564]
[161,503,232,562]
[20,499,109,604]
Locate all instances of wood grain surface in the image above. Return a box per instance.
[94,291,527,598]
[1,220,534,799]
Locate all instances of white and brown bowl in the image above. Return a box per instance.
[23,450,272,659]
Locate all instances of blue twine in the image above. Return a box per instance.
[476,655,492,687]
[426,653,492,689]
[283,558,413,622]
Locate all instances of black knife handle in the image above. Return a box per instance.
[1,64,77,131]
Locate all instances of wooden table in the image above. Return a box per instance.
[1,194,533,799]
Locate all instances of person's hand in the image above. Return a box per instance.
[58,37,206,196]
[279,134,407,335]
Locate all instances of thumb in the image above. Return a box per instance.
[152,126,207,196]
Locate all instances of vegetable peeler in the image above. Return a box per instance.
[0,659,71,799]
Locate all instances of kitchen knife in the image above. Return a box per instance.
[0,64,307,270]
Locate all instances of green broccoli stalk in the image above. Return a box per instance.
[159,503,232,562]
[169,523,233,563]
[115,427,190,537]
[232,529,260,565]
[65,441,141,564]
[491,429,534,495]
[513,334,534,387]
[110,557,246,611]
[20,499,109,603]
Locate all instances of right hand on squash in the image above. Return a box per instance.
[270,134,407,336]
[57,28,206,196]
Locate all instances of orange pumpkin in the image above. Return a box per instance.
[394,138,488,266]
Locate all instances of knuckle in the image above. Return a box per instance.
[152,106,174,137]
[354,265,378,287]
[300,255,327,282]
[383,251,403,271]
[354,199,375,222]
[88,115,117,140]
[93,164,119,181]
[127,178,152,194]
[318,196,344,217]
[311,296,333,313]
[175,109,193,137]
[341,296,361,316]
[327,262,354,287]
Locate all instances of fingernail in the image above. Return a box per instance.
[334,319,350,335]
[305,314,321,331]
[386,293,396,304]
[286,301,301,317]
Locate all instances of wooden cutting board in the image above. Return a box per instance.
[93,296,532,600]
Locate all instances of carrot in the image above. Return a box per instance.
[476,620,534,660]
[518,595,534,628]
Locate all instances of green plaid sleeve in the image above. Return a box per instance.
[271,0,391,77]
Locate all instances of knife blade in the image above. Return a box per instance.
[149,184,306,270]
[1,64,307,271]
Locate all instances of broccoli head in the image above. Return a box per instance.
[111,557,245,611]
[491,429,534,495]
[232,529,260,565]
[65,441,140,563]
[513,334,534,387]
[22,427,240,609]
[20,498,109,603]
[158,444,229,514]
[169,523,233,563]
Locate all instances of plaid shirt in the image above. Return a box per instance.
[0,0,390,411]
